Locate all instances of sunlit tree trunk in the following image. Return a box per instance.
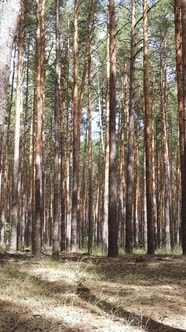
[118,70,127,248]
[103,12,110,255]
[33,0,45,255]
[10,0,24,251]
[108,0,118,257]
[143,0,154,254]
[143,149,148,251]
[160,38,171,252]
[86,0,95,255]
[64,28,72,251]
[87,77,93,254]
[151,74,157,249]
[52,0,61,257]
[71,0,79,251]
[23,37,31,247]
[134,125,140,247]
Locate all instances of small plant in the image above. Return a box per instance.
[0,244,10,253]
[133,247,146,255]
[4,223,11,243]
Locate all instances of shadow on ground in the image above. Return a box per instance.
[0,299,83,332]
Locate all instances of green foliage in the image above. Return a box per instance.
[0,245,10,253]
[4,224,11,243]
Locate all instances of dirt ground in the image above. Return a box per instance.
[0,253,185,332]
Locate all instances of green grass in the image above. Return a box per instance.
[0,245,10,253]
[155,245,182,255]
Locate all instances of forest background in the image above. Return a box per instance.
[0,0,185,259]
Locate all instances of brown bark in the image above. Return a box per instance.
[151,75,157,249]
[64,28,71,251]
[160,38,171,252]
[118,71,127,248]
[87,0,95,255]
[181,0,186,254]
[176,0,186,254]
[81,128,88,248]
[125,0,136,253]
[108,0,118,257]
[52,0,61,257]
[103,13,110,255]
[71,0,79,251]
[175,0,184,174]
[33,0,45,255]
[134,125,140,247]
[143,0,154,254]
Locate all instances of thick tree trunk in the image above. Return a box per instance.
[87,0,95,255]
[108,0,118,257]
[103,12,110,255]
[118,73,127,248]
[64,29,71,251]
[10,0,24,251]
[32,0,45,255]
[87,52,93,255]
[160,38,171,252]
[143,0,154,254]
[173,2,180,246]
[180,0,186,254]
[125,0,136,253]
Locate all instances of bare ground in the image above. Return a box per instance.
[0,252,185,332]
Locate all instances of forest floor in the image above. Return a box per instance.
[0,252,185,332]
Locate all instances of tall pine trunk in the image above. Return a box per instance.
[33,0,45,255]
[10,0,24,251]
[52,0,61,257]
[160,38,171,252]
[181,0,186,254]
[143,0,154,254]
[87,1,95,255]
[125,0,136,253]
[108,0,118,257]
[103,13,110,255]
[71,0,79,251]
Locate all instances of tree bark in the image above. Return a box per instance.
[33,0,45,255]
[160,38,171,252]
[71,0,79,251]
[125,0,136,253]
[180,0,186,254]
[86,0,95,255]
[52,0,61,258]
[103,10,110,255]
[143,0,154,254]
[108,0,118,257]
[10,0,24,251]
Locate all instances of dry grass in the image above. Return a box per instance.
[0,253,185,331]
